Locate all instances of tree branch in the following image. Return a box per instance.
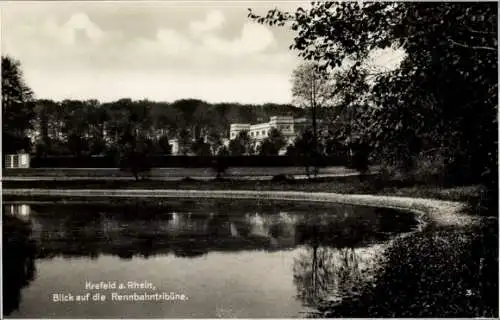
[459,24,497,35]
[448,38,497,51]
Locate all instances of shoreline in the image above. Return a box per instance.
[2,188,479,228]
[1,172,363,181]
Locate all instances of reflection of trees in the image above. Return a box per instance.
[24,203,415,263]
[293,245,372,309]
[290,206,418,313]
[294,213,393,249]
[293,218,383,312]
[3,215,37,316]
[170,242,208,258]
[32,210,296,260]
[207,212,232,237]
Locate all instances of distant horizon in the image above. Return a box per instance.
[34,95,303,107]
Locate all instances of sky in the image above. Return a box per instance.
[1,1,404,105]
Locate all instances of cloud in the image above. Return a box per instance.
[132,20,276,61]
[189,10,225,34]
[2,5,298,104]
[203,22,275,56]
[155,28,193,55]
[40,12,107,46]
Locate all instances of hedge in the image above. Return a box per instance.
[28,154,350,168]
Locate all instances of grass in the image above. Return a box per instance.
[3,175,491,215]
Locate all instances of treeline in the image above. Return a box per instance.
[30,98,307,157]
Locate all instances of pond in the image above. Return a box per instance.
[3,199,419,318]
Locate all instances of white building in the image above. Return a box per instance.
[229,116,311,155]
[229,124,251,140]
[169,138,180,155]
[169,137,203,156]
[169,116,312,156]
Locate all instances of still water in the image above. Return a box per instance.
[3,199,419,318]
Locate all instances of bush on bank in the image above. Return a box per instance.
[315,221,498,318]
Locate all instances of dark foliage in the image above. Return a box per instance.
[315,222,498,318]
[2,56,35,154]
[249,1,498,205]
[27,154,348,168]
[2,215,37,317]
[26,97,306,157]
[119,151,152,181]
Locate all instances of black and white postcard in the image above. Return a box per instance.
[2,1,498,318]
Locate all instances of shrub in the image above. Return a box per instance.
[119,151,152,181]
[271,174,295,183]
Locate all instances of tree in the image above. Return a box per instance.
[249,3,498,196]
[118,123,153,181]
[88,136,107,156]
[33,99,62,156]
[191,137,212,156]
[291,62,335,163]
[156,135,172,155]
[206,130,223,156]
[291,129,324,178]
[2,56,35,154]
[257,127,287,155]
[67,133,89,157]
[228,131,253,156]
[213,145,230,179]
[60,100,92,155]
[177,129,193,156]
[85,100,109,155]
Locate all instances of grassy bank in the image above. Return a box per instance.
[2,166,357,178]
[314,219,498,318]
[2,176,491,216]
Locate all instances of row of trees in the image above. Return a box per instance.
[34,97,308,157]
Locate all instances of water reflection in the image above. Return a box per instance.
[293,245,383,311]
[2,201,418,318]
[4,204,31,220]
[10,203,415,260]
[3,214,37,316]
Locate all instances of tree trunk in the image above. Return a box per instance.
[311,73,319,178]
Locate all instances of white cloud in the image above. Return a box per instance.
[65,12,105,42]
[189,10,225,35]
[5,12,110,52]
[39,12,107,46]
[131,20,276,61]
[203,22,274,56]
[155,28,193,55]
